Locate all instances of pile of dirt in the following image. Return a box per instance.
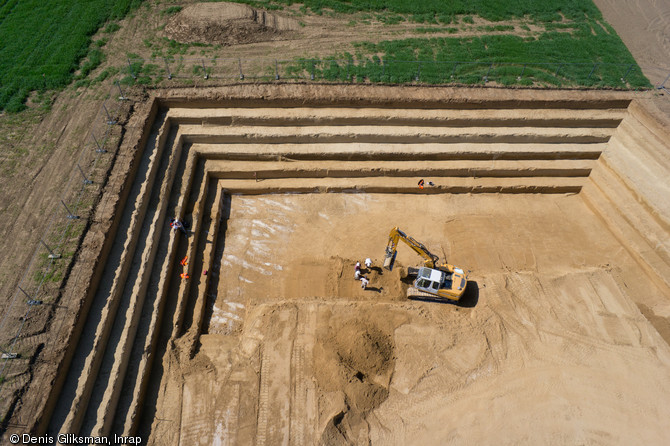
[164,2,299,46]
[314,317,396,445]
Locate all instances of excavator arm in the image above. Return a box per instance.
[383,227,439,271]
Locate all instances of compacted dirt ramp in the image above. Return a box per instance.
[26,84,670,445]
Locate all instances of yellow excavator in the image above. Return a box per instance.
[383,227,468,301]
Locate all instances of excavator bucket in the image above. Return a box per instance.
[383,249,397,271]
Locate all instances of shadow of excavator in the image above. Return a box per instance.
[407,280,480,307]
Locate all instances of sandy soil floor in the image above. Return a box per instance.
[3,0,670,442]
[147,192,670,445]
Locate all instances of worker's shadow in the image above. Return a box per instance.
[365,286,383,293]
[408,280,480,307]
[367,266,383,274]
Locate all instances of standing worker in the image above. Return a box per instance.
[360,276,369,289]
[365,258,372,269]
[354,261,361,279]
[172,218,187,234]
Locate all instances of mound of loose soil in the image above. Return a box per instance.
[164,2,299,46]
[314,316,396,444]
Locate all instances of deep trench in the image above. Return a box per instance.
[47,98,662,442]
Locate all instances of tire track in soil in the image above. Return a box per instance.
[255,348,270,446]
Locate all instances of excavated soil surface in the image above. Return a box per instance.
[4,0,670,443]
[165,3,299,46]
[151,191,670,445]
[56,85,666,445]
[7,84,670,445]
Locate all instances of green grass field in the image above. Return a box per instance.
[0,0,142,112]
[241,0,602,22]
[0,0,651,111]
[299,25,649,87]
[240,0,650,88]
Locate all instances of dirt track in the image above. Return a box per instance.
[593,0,670,86]
[15,84,666,445]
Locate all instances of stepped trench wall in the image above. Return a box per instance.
[20,84,670,442]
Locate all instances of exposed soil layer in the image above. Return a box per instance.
[3,0,670,442]
[20,84,670,445]
[165,3,299,46]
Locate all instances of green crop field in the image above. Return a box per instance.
[242,0,602,21]
[0,0,651,111]
[239,0,650,88]
[0,0,142,112]
[293,27,649,87]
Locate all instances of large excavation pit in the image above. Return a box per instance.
[43,85,670,445]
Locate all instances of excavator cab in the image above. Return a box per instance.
[414,267,450,292]
[411,266,467,301]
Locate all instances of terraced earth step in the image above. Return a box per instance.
[167,107,626,128]
[614,118,670,172]
[180,125,614,144]
[208,176,587,194]
[193,143,606,160]
[581,181,670,294]
[80,122,189,438]
[589,164,670,263]
[604,138,670,223]
[202,159,594,178]
[47,112,174,436]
